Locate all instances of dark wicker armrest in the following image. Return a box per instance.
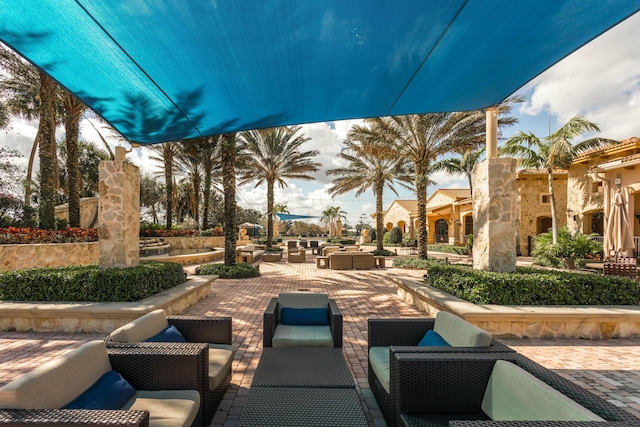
[263,298,279,347]
[368,318,435,349]
[328,299,343,348]
[392,352,511,415]
[167,315,232,344]
[0,409,149,426]
[106,342,208,392]
[391,339,514,354]
[450,422,640,426]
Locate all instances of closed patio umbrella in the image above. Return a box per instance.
[604,188,635,260]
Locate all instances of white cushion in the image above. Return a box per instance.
[122,389,200,427]
[109,309,170,342]
[0,341,111,409]
[433,311,491,347]
[272,325,333,348]
[208,344,234,390]
[482,360,604,421]
[368,347,391,393]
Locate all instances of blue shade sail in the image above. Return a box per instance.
[1,1,639,144]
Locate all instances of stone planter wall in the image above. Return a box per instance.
[160,236,225,250]
[0,242,99,273]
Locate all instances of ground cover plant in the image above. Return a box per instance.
[0,261,186,302]
[195,263,260,279]
[393,258,639,305]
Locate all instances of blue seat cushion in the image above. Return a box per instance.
[65,370,135,410]
[145,325,187,342]
[418,329,451,346]
[280,307,329,325]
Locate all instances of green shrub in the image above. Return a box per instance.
[370,229,377,242]
[532,226,603,268]
[0,261,186,302]
[372,249,396,256]
[195,263,260,279]
[418,260,638,305]
[428,244,468,255]
[388,226,403,244]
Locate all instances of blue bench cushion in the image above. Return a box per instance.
[145,325,187,342]
[280,307,329,325]
[417,330,450,346]
[65,370,135,410]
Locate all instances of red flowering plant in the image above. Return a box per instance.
[0,227,98,244]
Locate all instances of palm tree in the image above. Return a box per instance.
[432,148,485,195]
[238,126,320,249]
[147,142,181,229]
[36,71,59,230]
[62,90,86,227]
[220,133,237,265]
[175,142,203,225]
[321,206,348,238]
[327,124,412,251]
[368,98,519,259]
[499,115,617,244]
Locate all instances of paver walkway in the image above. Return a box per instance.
[1,256,639,426]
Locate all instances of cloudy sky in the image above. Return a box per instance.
[1,12,639,228]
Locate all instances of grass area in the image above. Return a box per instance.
[0,261,187,302]
[392,258,639,305]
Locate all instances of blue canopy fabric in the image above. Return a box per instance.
[276,214,322,221]
[1,1,639,145]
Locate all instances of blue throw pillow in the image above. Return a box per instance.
[65,370,136,409]
[417,329,451,346]
[145,325,187,342]
[280,307,330,325]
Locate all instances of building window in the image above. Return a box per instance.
[591,181,603,194]
[464,215,473,237]
[540,194,551,204]
[435,219,448,243]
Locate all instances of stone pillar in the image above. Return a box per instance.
[97,147,140,268]
[472,158,517,272]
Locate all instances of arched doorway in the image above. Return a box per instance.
[397,220,406,234]
[385,222,393,232]
[537,216,552,235]
[435,219,448,243]
[590,211,604,235]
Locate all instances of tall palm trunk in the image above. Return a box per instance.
[221,133,237,265]
[416,169,429,259]
[25,126,41,205]
[375,182,385,251]
[547,168,558,244]
[164,156,174,229]
[266,179,275,249]
[202,169,212,230]
[63,92,83,227]
[37,72,57,230]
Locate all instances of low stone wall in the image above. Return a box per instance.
[0,242,99,273]
[161,236,225,250]
[0,275,216,333]
[394,276,640,339]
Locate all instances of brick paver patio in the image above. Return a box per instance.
[1,256,640,426]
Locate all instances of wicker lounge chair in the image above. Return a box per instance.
[368,314,513,426]
[106,310,233,427]
[329,252,353,270]
[392,352,638,426]
[0,340,206,427]
[264,292,343,348]
[288,248,306,263]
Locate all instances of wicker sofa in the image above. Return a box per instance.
[263,292,343,348]
[0,340,205,427]
[392,352,639,427]
[368,313,514,426]
[105,310,234,427]
[287,248,306,263]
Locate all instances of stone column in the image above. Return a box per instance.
[97,147,140,268]
[472,158,517,272]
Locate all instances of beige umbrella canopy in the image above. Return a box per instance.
[604,188,635,260]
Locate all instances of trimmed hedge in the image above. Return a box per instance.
[395,259,639,305]
[195,263,260,279]
[0,261,187,302]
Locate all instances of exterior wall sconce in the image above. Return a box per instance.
[566,209,577,222]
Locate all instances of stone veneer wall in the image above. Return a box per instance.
[0,242,99,273]
[160,236,225,249]
[472,158,517,272]
[98,160,140,268]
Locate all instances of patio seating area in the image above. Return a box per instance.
[1,258,640,426]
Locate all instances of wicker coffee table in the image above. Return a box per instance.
[238,347,367,426]
[252,347,355,388]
